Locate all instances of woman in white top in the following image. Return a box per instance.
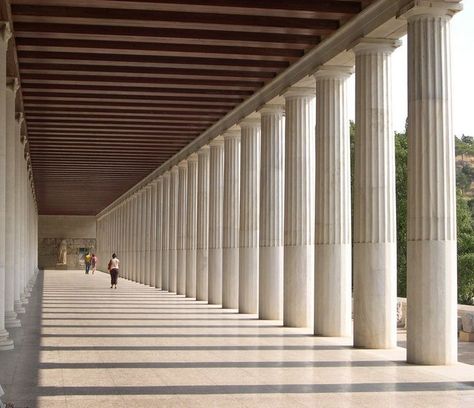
[108,253,120,289]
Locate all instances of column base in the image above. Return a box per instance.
[283,244,314,328]
[176,249,186,295]
[0,329,14,350]
[239,247,259,314]
[315,243,352,337]
[259,246,283,321]
[208,248,223,305]
[407,240,457,365]
[5,311,21,328]
[14,301,26,314]
[196,248,209,302]
[222,247,239,310]
[353,242,397,349]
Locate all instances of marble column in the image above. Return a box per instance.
[208,136,225,305]
[177,161,188,295]
[222,128,241,309]
[283,87,315,328]
[186,154,198,298]
[123,198,130,280]
[169,166,179,293]
[259,104,285,320]
[196,146,210,301]
[144,186,152,286]
[155,177,163,289]
[15,129,26,313]
[314,66,352,337]
[404,1,461,365]
[239,118,260,314]
[131,194,138,282]
[137,190,144,283]
[149,181,157,287]
[161,172,170,291]
[353,39,399,349]
[5,78,20,328]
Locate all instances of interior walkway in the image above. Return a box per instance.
[2,270,474,408]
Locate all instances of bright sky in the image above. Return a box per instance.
[347,1,474,136]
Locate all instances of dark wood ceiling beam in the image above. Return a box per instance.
[26,121,207,131]
[10,0,361,17]
[11,4,340,31]
[27,126,200,134]
[16,37,304,60]
[23,95,239,107]
[13,22,321,46]
[19,62,276,80]
[20,72,262,90]
[25,84,244,101]
[25,115,215,125]
[17,50,288,70]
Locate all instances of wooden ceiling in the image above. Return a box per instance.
[10,0,368,215]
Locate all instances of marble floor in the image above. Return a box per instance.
[1,270,474,408]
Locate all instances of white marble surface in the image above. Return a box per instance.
[3,269,474,408]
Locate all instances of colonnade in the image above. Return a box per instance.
[97,2,461,365]
[0,22,39,350]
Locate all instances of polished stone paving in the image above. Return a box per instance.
[1,269,474,407]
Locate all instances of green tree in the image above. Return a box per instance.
[395,131,408,297]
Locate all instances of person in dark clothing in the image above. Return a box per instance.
[108,253,120,289]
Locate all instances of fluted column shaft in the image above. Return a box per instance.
[161,172,170,291]
[405,2,461,365]
[239,119,260,314]
[131,195,138,281]
[208,136,224,305]
[283,88,315,328]
[196,147,210,301]
[144,186,152,285]
[222,129,241,309]
[259,105,285,320]
[5,79,20,328]
[177,162,188,295]
[155,178,163,288]
[186,154,198,298]
[314,67,352,336]
[137,190,145,283]
[15,127,26,313]
[169,167,179,292]
[149,183,157,287]
[353,39,399,349]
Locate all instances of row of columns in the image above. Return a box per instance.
[0,22,39,351]
[97,2,460,365]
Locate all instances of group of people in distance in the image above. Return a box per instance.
[84,251,120,289]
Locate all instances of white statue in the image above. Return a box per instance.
[57,240,67,265]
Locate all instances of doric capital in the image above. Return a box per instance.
[197,144,210,156]
[16,111,24,126]
[0,22,11,43]
[283,86,315,100]
[171,164,179,174]
[162,170,171,178]
[209,135,224,147]
[313,65,354,81]
[178,159,188,168]
[352,37,402,56]
[6,77,19,93]
[259,103,285,116]
[187,152,198,162]
[399,0,462,20]
[239,117,261,129]
[223,127,241,140]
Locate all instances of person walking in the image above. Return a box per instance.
[108,253,120,289]
[84,252,92,274]
[91,253,98,274]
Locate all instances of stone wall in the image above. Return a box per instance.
[38,215,97,270]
